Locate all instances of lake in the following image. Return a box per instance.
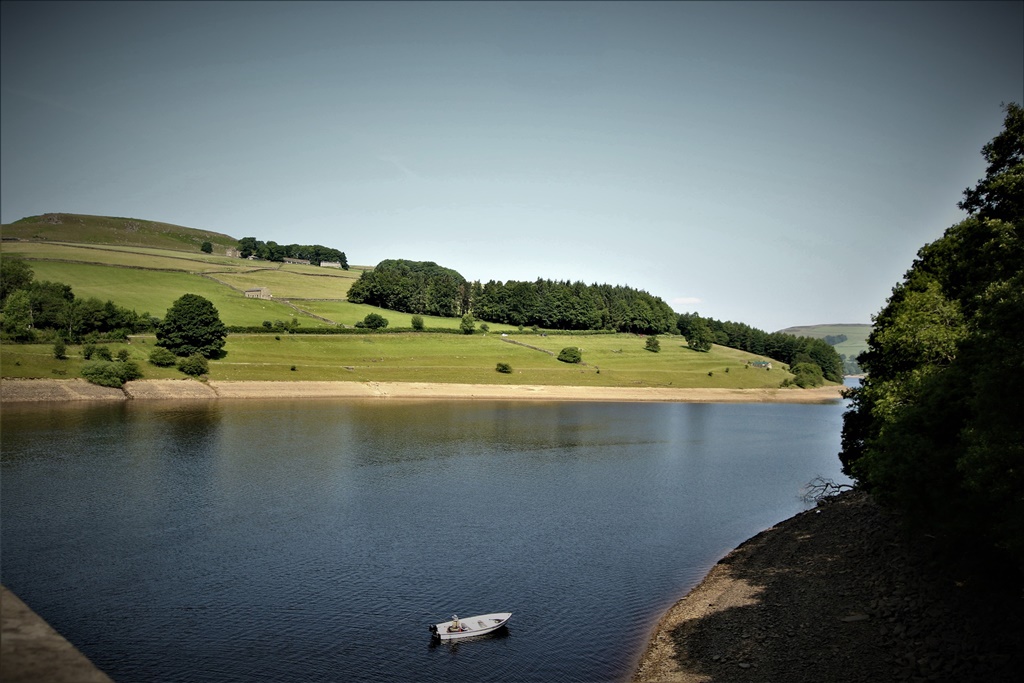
[1,392,852,682]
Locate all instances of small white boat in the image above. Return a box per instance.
[429,612,511,640]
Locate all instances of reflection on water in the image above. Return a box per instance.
[2,397,849,683]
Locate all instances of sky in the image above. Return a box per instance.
[2,1,1022,331]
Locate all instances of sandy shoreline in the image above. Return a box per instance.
[0,378,845,404]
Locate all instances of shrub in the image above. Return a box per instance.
[81,360,142,388]
[356,313,389,329]
[177,354,209,377]
[148,347,177,367]
[53,338,67,360]
[645,336,660,352]
[557,347,582,364]
[496,362,512,374]
[411,315,424,331]
[94,346,113,361]
[460,314,475,335]
[790,362,825,388]
[82,342,96,360]
[116,349,130,362]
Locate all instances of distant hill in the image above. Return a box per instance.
[778,323,871,373]
[1,213,238,254]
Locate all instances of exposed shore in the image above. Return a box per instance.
[632,491,1022,683]
[0,378,845,404]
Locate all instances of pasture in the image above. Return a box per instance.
[1,333,795,388]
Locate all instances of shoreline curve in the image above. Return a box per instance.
[0,378,845,404]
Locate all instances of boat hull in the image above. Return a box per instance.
[430,612,511,640]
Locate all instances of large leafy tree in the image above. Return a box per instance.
[156,294,227,358]
[840,103,1023,565]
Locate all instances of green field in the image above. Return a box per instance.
[0,333,795,387]
[1,217,826,388]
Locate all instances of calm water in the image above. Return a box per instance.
[1,394,851,682]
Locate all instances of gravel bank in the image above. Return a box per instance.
[632,491,1022,682]
[1,378,845,404]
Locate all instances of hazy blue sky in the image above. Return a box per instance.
[2,1,1021,331]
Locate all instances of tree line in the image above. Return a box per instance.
[347,260,679,335]
[0,257,152,342]
[677,313,844,383]
[841,103,1023,569]
[237,236,348,268]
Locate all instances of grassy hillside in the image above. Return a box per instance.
[0,333,795,387]
[778,323,871,362]
[1,214,825,388]
[2,213,238,253]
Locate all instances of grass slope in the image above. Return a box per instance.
[1,334,795,387]
[2,213,238,253]
[778,323,871,361]
[1,214,820,389]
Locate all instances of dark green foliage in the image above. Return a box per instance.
[496,362,512,374]
[237,236,348,267]
[411,315,424,331]
[53,338,67,360]
[116,349,130,362]
[0,254,34,303]
[148,347,177,367]
[177,354,209,376]
[460,314,475,335]
[93,345,113,361]
[81,359,142,388]
[681,312,843,380]
[841,103,1024,567]
[156,294,227,358]
[645,336,660,352]
[786,362,824,388]
[823,334,848,346]
[356,313,389,329]
[1,290,34,341]
[200,241,213,254]
[473,279,675,334]
[557,347,582,364]
[347,260,467,317]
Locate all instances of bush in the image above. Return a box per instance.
[356,313,389,329]
[81,360,142,388]
[53,338,67,360]
[411,315,424,331]
[148,347,177,367]
[116,349,130,362]
[790,362,825,388]
[460,314,475,335]
[496,362,512,374]
[557,347,582,364]
[177,354,209,377]
[645,336,660,352]
[94,346,113,361]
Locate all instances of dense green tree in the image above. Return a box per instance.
[683,316,713,352]
[0,254,33,303]
[645,336,661,352]
[2,290,35,341]
[460,313,475,335]
[156,294,227,358]
[411,315,424,331]
[201,241,213,254]
[841,103,1024,566]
